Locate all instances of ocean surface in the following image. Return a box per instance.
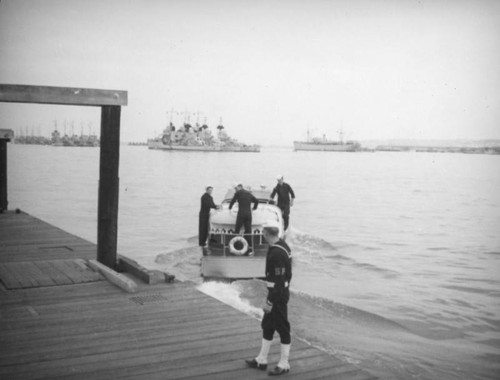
[7,144,500,379]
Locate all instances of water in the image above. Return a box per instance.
[7,144,500,379]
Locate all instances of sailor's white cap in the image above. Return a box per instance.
[262,220,281,230]
[276,174,284,180]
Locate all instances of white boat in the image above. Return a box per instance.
[201,186,286,280]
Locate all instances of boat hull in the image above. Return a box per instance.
[148,139,260,152]
[201,256,265,280]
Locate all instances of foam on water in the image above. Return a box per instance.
[197,280,264,320]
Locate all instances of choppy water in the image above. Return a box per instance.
[7,144,500,379]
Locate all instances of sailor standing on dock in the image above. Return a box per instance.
[198,186,219,247]
[245,220,292,376]
[270,175,295,230]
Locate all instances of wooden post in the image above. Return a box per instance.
[0,129,14,212]
[0,140,7,212]
[97,106,121,269]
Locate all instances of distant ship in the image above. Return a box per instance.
[148,120,260,152]
[51,125,99,147]
[293,129,361,152]
[13,121,99,147]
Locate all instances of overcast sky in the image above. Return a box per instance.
[1,0,499,145]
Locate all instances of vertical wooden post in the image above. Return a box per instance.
[0,139,8,212]
[97,105,121,269]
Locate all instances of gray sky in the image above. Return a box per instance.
[1,0,499,145]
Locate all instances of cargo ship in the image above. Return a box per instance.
[293,129,361,152]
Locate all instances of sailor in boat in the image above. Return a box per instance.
[228,184,258,255]
[270,175,295,230]
[198,186,219,247]
[245,219,292,375]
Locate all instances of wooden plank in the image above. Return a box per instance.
[0,322,260,367]
[73,259,104,282]
[146,346,320,380]
[0,260,103,289]
[18,261,56,287]
[118,255,174,284]
[0,299,243,339]
[88,259,137,292]
[0,327,257,377]
[1,261,34,288]
[56,259,101,283]
[0,263,23,289]
[0,84,127,106]
[33,261,73,286]
[0,314,258,355]
[91,346,320,380]
[0,247,95,263]
[65,345,280,380]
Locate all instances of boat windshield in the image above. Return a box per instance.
[222,187,275,205]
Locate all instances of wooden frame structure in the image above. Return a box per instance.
[0,84,128,269]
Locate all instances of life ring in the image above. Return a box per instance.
[229,236,248,256]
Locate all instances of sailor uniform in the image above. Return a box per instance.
[229,189,258,247]
[262,240,292,344]
[198,192,217,246]
[246,238,292,375]
[270,183,295,230]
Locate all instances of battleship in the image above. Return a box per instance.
[148,119,260,152]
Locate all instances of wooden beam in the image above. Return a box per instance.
[0,84,127,107]
[0,130,13,211]
[97,105,121,269]
[0,140,7,211]
[118,255,176,284]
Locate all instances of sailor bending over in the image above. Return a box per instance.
[229,184,258,254]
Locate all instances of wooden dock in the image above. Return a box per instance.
[0,210,376,379]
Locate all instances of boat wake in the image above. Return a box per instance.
[154,228,406,330]
[286,227,400,279]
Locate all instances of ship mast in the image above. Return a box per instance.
[337,128,345,144]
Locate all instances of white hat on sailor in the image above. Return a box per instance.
[262,219,281,230]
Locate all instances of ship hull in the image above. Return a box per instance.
[293,141,359,152]
[148,139,260,152]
